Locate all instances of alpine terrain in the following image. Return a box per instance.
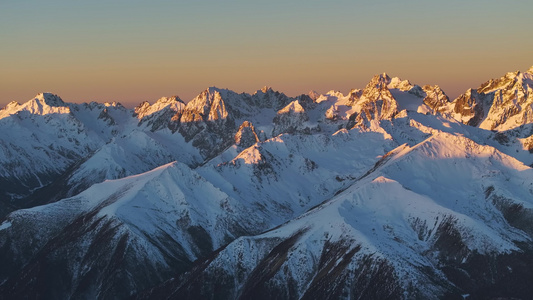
[1,66,533,299]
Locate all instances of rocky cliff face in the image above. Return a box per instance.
[449,68,533,131]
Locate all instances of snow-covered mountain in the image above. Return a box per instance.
[1,66,533,299]
[138,122,533,300]
[447,67,533,131]
[0,88,300,217]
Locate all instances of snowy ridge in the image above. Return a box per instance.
[0,161,262,299]
[153,127,533,299]
[0,93,70,119]
[2,66,533,299]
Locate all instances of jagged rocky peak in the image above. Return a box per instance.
[361,74,395,101]
[278,100,306,114]
[308,90,320,101]
[452,88,483,124]
[235,121,259,150]
[272,100,313,136]
[478,66,533,96]
[177,87,242,158]
[294,93,317,109]
[260,85,272,93]
[134,101,151,113]
[448,66,533,130]
[195,86,228,103]
[356,73,399,120]
[103,101,124,108]
[346,88,363,105]
[134,95,184,120]
[35,92,66,107]
[422,84,450,113]
[251,86,292,110]
[181,87,231,124]
[478,70,523,95]
[366,72,392,89]
[388,76,413,91]
[24,93,66,109]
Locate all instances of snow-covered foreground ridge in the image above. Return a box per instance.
[1,66,533,299]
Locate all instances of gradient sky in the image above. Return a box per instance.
[1,0,532,108]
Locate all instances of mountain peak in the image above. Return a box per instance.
[134,95,185,124]
[35,92,65,107]
[260,86,272,93]
[278,100,305,114]
[307,90,320,101]
[367,73,392,89]
[376,72,392,82]
[204,86,228,95]
[235,121,259,149]
[527,66,533,74]
[0,92,70,119]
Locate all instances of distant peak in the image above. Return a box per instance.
[278,100,305,114]
[200,87,222,96]
[307,90,320,101]
[0,92,71,118]
[369,73,392,86]
[104,101,124,108]
[378,72,391,81]
[35,92,65,107]
[261,86,272,93]
[527,66,533,74]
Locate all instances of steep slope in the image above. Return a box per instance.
[147,131,533,299]
[0,93,207,216]
[198,129,393,226]
[0,162,261,299]
[0,94,104,210]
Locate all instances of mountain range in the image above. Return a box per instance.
[1,66,533,299]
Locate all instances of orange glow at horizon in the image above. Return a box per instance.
[1,1,532,108]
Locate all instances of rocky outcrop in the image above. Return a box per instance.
[449,67,533,131]
[235,121,259,150]
[422,85,450,114]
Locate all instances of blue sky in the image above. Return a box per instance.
[1,0,532,106]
